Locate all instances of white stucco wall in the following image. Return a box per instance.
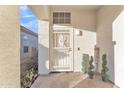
[38,20,50,74]
[96,5,124,82]
[74,29,96,72]
[113,10,124,88]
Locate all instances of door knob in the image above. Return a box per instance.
[113,41,116,45]
[69,48,72,51]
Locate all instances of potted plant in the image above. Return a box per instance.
[88,56,94,79]
[101,54,109,82]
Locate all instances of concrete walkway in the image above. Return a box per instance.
[31,72,116,88]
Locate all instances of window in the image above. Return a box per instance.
[24,46,29,53]
[53,12,71,24]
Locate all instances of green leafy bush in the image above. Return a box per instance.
[88,56,94,79]
[101,54,109,82]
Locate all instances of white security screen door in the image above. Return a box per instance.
[51,26,73,72]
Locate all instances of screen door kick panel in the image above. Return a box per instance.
[51,28,73,71]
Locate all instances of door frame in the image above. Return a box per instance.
[50,25,74,72]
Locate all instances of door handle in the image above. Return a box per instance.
[69,48,72,51]
[113,41,116,45]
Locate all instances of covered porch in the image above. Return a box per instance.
[31,72,116,88]
[1,5,124,88]
[29,5,124,88]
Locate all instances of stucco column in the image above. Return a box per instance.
[0,6,20,87]
[38,19,50,74]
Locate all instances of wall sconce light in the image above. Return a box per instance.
[75,29,83,36]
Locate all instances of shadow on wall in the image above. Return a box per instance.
[52,49,70,66]
[39,43,70,71]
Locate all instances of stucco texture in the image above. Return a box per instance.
[96,5,124,83]
[0,6,20,87]
[50,7,96,31]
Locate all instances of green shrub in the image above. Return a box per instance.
[88,56,94,79]
[101,54,109,82]
[81,55,85,74]
[81,54,89,73]
[21,64,38,88]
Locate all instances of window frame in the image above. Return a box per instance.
[23,46,29,53]
[53,12,71,24]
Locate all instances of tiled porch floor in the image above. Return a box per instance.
[31,72,117,88]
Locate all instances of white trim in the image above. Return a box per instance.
[50,26,74,72]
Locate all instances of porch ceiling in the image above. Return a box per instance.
[28,5,50,20]
[29,5,101,20]
[50,5,101,11]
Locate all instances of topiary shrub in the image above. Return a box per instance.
[88,56,94,79]
[81,54,89,73]
[101,54,109,82]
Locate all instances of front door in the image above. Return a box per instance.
[50,26,73,72]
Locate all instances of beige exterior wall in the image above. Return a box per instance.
[50,6,96,31]
[29,5,50,20]
[96,5,124,82]
[0,6,20,87]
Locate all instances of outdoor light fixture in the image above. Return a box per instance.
[75,29,83,36]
